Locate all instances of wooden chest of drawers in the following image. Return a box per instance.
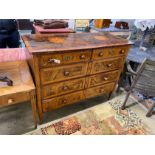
[22,32,132,123]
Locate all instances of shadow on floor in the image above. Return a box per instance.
[0,93,116,135]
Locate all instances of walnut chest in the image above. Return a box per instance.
[22,32,132,122]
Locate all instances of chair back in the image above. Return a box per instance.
[134,59,155,97]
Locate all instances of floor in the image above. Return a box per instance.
[0,91,155,135]
[0,93,109,135]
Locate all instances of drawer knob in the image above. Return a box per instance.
[63,86,69,90]
[64,71,70,76]
[107,63,112,67]
[120,50,125,54]
[99,88,105,93]
[62,99,67,104]
[104,77,108,81]
[99,52,103,57]
[8,98,14,104]
[80,55,86,59]
[48,58,61,64]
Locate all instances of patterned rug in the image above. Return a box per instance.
[27,95,152,135]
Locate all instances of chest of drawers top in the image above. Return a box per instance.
[22,32,132,54]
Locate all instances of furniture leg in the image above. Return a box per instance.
[121,91,131,110]
[116,73,123,93]
[116,62,129,93]
[30,91,37,128]
[146,101,155,117]
[108,91,113,100]
[37,100,43,124]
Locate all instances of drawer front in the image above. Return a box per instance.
[39,50,91,67]
[42,78,85,99]
[87,70,120,88]
[92,46,128,60]
[84,82,115,99]
[0,92,29,107]
[90,57,123,74]
[40,63,88,84]
[42,91,84,112]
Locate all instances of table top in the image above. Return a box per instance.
[0,61,35,96]
[91,26,132,32]
[22,32,132,54]
[33,24,75,33]
[127,46,155,63]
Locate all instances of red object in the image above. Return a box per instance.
[115,21,129,29]
[33,24,75,34]
[0,48,26,62]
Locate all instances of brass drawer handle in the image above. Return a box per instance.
[107,63,112,67]
[64,71,70,76]
[98,52,103,57]
[8,98,14,104]
[48,58,61,64]
[120,49,125,54]
[80,55,86,59]
[104,77,108,81]
[62,85,69,90]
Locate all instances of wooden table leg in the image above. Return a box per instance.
[146,101,155,117]
[30,90,37,128]
[108,91,113,100]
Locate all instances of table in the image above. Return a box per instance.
[118,46,155,90]
[127,46,155,63]
[0,48,37,128]
[0,48,26,85]
[134,20,155,48]
[90,26,132,39]
[33,24,75,34]
[127,46,155,83]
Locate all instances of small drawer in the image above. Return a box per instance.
[90,57,123,74]
[39,50,91,67]
[84,82,115,99]
[87,70,120,88]
[92,46,128,60]
[42,91,84,112]
[42,77,85,99]
[0,92,29,107]
[40,62,88,85]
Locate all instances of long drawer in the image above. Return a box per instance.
[40,62,88,85]
[0,92,29,107]
[92,46,128,60]
[41,77,85,99]
[90,57,123,74]
[42,91,84,112]
[86,70,120,88]
[84,82,115,99]
[39,50,91,68]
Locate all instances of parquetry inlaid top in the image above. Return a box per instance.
[22,32,133,53]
